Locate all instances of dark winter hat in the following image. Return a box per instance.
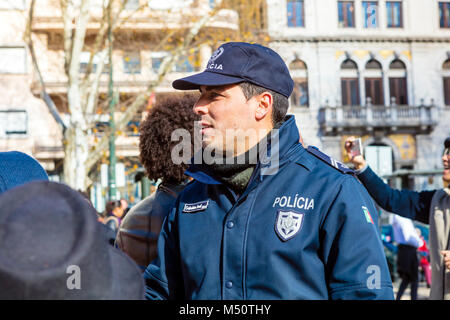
[0,151,48,194]
[0,181,144,300]
[172,42,294,98]
[445,137,450,149]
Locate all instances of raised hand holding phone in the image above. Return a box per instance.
[344,137,366,170]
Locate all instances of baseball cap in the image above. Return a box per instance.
[172,42,294,98]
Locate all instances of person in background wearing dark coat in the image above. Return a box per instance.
[115,94,199,271]
[345,136,450,300]
[392,215,423,300]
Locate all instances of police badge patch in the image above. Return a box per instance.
[275,210,304,241]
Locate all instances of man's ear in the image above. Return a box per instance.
[255,92,272,121]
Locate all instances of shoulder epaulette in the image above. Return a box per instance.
[306,146,355,175]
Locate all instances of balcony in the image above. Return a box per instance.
[318,101,438,135]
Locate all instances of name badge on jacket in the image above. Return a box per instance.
[183,200,209,213]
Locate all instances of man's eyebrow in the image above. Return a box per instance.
[204,86,220,92]
[200,86,226,94]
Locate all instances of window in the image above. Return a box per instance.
[0,47,26,74]
[341,78,360,106]
[80,52,93,73]
[289,59,308,107]
[338,1,355,28]
[292,80,309,107]
[389,78,407,105]
[341,59,358,70]
[0,0,25,10]
[151,51,197,73]
[439,2,450,28]
[389,59,407,105]
[390,59,406,69]
[340,59,359,105]
[79,51,109,74]
[444,77,450,105]
[287,0,305,27]
[365,78,383,105]
[125,0,140,10]
[386,1,403,28]
[175,56,195,73]
[365,59,383,105]
[362,1,378,28]
[123,51,141,74]
[151,52,167,73]
[366,59,382,70]
[0,110,27,136]
[443,59,450,106]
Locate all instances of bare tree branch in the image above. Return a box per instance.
[24,0,67,132]
[85,49,108,115]
[60,0,74,76]
[85,7,222,171]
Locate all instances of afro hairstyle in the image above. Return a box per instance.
[139,94,199,184]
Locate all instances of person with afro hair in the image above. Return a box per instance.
[116,94,199,271]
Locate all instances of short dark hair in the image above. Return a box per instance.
[105,200,121,214]
[238,82,289,126]
[139,94,199,184]
[445,137,450,149]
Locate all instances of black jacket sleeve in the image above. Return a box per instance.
[356,166,436,224]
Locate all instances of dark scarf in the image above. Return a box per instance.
[206,156,256,195]
[205,121,283,194]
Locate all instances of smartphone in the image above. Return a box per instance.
[349,138,363,158]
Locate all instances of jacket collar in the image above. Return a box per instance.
[185,115,303,185]
[159,180,190,198]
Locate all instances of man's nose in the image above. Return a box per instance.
[193,101,208,115]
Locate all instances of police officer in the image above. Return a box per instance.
[345,136,450,300]
[144,42,394,300]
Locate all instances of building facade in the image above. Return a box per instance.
[0,0,63,174]
[1,0,449,210]
[267,0,450,192]
[0,0,238,210]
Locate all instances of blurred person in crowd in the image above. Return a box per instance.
[116,94,199,271]
[103,200,125,235]
[78,189,104,222]
[0,151,48,194]
[143,42,393,300]
[416,227,432,288]
[345,136,450,299]
[120,199,130,217]
[0,180,144,299]
[392,215,423,300]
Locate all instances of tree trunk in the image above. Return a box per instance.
[63,125,89,191]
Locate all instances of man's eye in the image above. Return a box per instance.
[209,92,221,99]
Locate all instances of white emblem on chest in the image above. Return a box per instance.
[275,210,304,241]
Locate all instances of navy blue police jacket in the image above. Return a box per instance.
[144,115,394,300]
